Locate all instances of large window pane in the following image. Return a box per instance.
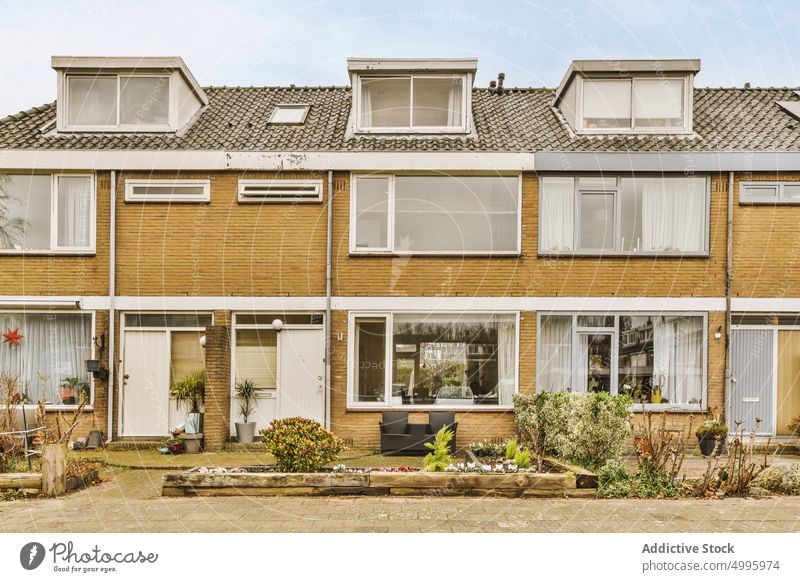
[360,77,411,128]
[393,176,519,252]
[540,177,574,252]
[0,312,92,404]
[582,79,631,129]
[120,76,170,125]
[576,333,613,393]
[235,329,278,390]
[579,192,615,250]
[170,331,204,386]
[537,315,572,392]
[633,78,684,129]
[621,176,706,252]
[412,77,463,127]
[354,177,389,249]
[0,174,51,250]
[391,314,516,406]
[354,318,386,403]
[67,76,117,126]
[56,176,92,248]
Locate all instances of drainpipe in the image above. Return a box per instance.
[325,170,333,430]
[725,171,734,423]
[106,170,117,443]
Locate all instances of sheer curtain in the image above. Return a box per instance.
[0,313,91,403]
[538,315,572,392]
[57,176,92,248]
[641,177,705,252]
[497,318,516,405]
[574,334,589,393]
[653,316,703,404]
[446,78,463,127]
[359,81,373,128]
[540,177,574,251]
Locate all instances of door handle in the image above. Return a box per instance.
[124,374,130,380]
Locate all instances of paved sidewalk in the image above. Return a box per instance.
[1,469,799,533]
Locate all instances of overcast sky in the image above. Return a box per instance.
[0,0,798,117]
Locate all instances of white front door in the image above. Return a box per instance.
[122,330,170,436]
[279,328,325,423]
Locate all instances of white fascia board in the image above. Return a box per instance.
[0,296,109,310]
[732,298,800,313]
[535,151,800,172]
[0,150,534,171]
[113,296,327,311]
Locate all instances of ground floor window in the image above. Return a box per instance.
[537,313,705,409]
[351,312,518,408]
[0,311,92,406]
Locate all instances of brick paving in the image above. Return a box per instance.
[1,469,800,533]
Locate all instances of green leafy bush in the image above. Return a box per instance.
[696,419,728,438]
[753,465,800,495]
[514,392,632,470]
[504,439,519,461]
[597,459,683,499]
[513,448,531,469]
[261,417,344,472]
[423,426,454,472]
[787,416,800,437]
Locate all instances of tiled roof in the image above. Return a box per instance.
[1,86,799,152]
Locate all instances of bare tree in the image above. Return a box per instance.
[0,174,27,248]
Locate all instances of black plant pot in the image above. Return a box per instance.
[698,434,726,456]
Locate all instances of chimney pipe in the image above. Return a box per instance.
[497,72,505,95]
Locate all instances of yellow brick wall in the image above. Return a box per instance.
[0,171,110,296]
[115,171,328,297]
[332,172,728,298]
[733,172,800,298]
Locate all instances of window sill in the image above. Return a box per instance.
[347,405,513,412]
[632,404,705,413]
[350,251,521,258]
[538,251,709,259]
[0,250,96,256]
[13,404,94,412]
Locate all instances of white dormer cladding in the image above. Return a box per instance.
[51,56,208,133]
[347,58,477,134]
[553,59,700,135]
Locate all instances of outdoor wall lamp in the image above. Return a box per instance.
[86,333,109,380]
[272,318,284,332]
[714,327,723,340]
[199,335,206,348]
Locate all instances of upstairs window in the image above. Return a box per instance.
[740,181,800,204]
[351,174,520,254]
[581,77,688,133]
[125,179,210,203]
[539,175,708,255]
[238,179,323,203]
[65,74,171,130]
[0,174,95,253]
[356,74,467,132]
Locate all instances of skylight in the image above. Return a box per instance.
[268,105,309,124]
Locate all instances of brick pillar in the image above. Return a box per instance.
[204,324,231,451]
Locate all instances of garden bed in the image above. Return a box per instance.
[161,465,595,497]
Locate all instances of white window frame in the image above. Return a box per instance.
[536,312,708,412]
[267,104,310,124]
[0,173,96,255]
[739,181,800,204]
[59,72,177,132]
[538,174,710,257]
[346,310,520,411]
[124,179,211,203]
[237,179,323,203]
[4,309,96,411]
[349,173,522,256]
[353,73,471,134]
[576,75,693,135]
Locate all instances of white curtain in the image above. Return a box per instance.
[0,313,92,403]
[497,319,516,405]
[57,176,91,248]
[641,177,705,252]
[538,315,572,392]
[653,316,703,404]
[574,334,589,393]
[447,78,463,127]
[540,177,574,251]
[359,81,373,127]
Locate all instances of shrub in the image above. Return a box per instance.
[753,465,800,495]
[597,459,683,499]
[504,439,518,461]
[787,416,800,437]
[513,448,531,469]
[514,391,632,470]
[261,417,344,472]
[597,459,632,498]
[423,426,454,472]
[695,419,728,438]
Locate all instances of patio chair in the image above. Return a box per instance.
[428,411,458,453]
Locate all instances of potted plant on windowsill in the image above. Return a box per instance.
[58,377,90,405]
[696,418,728,456]
[234,379,257,444]
[170,369,205,434]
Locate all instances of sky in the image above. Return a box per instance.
[0,0,798,117]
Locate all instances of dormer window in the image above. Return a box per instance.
[348,58,476,134]
[554,59,698,135]
[52,56,208,133]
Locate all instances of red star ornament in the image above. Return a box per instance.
[2,328,24,347]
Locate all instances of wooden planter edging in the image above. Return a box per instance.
[543,457,599,489]
[161,470,595,497]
